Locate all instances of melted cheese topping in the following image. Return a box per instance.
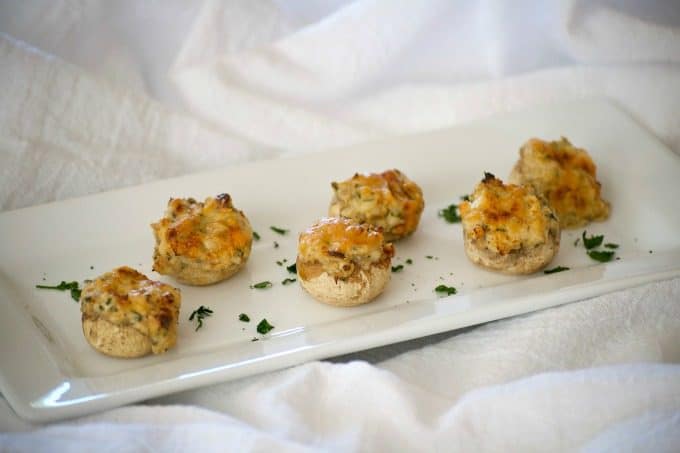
[152,194,252,268]
[80,266,181,354]
[516,138,610,228]
[459,174,553,255]
[298,217,394,279]
[329,169,424,239]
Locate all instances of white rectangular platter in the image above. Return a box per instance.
[1,100,679,422]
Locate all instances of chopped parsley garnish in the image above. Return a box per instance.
[189,305,213,331]
[257,318,275,334]
[574,237,580,247]
[270,226,289,235]
[239,313,250,322]
[36,281,81,302]
[426,255,433,259]
[405,258,413,265]
[391,264,404,273]
[286,263,297,274]
[276,260,283,266]
[253,231,261,241]
[579,231,618,262]
[273,241,279,248]
[282,278,297,285]
[250,281,273,289]
[434,284,457,296]
[587,250,615,262]
[582,231,604,250]
[544,266,569,274]
[438,204,462,223]
[460,194,471,202]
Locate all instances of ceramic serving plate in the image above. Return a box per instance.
[1,100,679,422]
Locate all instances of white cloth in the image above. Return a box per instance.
[1,0,680,451]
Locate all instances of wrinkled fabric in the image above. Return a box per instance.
[1,1,679,451]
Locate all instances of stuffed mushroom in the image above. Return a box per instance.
[508,137,610,229]
[151,193,253,285]
[80,266,181,358]
[297,217,395,306]
[329,169,424,241]
[459,173,560,274]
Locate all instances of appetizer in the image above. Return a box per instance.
[80,266,181,358]
[509,137,610,228]
[329,169,425,241]
[459,173,560,274]
[151,193,253,285]
[297,217,395,306]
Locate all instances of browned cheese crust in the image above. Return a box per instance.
[297,217,395,306]
[459,173,560,274]
[329,169,425,241]
[151,193,253,285]
[80,266,181,358]
[509,137,610,229]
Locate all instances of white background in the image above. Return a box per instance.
[1,1,679,451]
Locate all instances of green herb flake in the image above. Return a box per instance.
[460,194,471,202]
[574,237,580,247]
[604,243,619,249]
[391,264,404,273]
[253,231,261,241]
[36,281,82,302]
[273,241,279,248]
[257,318,275,335]
[189,305,213,331]
[282,278,297,285]
[276,260,283,266]
[582,231,604,250]
[434,284,457,296]
[544,266,570,274]
[270,226,289,235]
[405,258,413,265]
[250,281,273,289]
[239,313,250,322]
[286,263,297,274]
[438,204,462,223]
[587,250,615,263]
[426,255,434,259]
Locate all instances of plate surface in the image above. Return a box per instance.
[1,100,679,422]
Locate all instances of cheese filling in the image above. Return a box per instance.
[298,217,394,279]
[516,138,610,228]
[329,169,424,238]
[152,194,252,273]
[459,174,553,256]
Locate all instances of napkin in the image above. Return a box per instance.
[1,1,679,451]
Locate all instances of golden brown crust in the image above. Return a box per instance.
[329,169,425,241]
[151,193,253,285]
[297,217,394,306]
[508,137,610,229]
[80,266,181,358]
[459,173,560,274]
